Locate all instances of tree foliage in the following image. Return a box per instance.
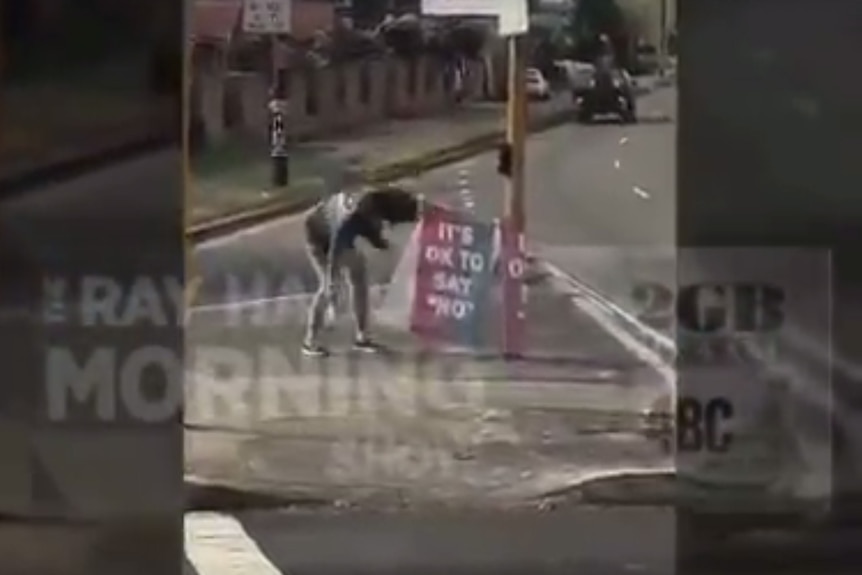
[349,0,390,29]
[328,21,385,62]
[441,23,486,60]
[380,17,425,59]
[571,0,625,39]
[379,17,486,61]
[567,0,629,66]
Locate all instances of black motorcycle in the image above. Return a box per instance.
[573,68,637,124]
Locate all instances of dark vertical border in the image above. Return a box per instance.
[678,0,862,571]
[0,0,185,572]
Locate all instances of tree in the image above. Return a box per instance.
[328,20,386,62]
[571,0,625,39]
[568,0,629,66]
[379,15,425,59]
[530,27,560,82]
[443,22,486,61]
[350,0,390,29]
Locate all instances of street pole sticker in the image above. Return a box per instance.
[269,100,287,158]
[410,205,495,347]
[670,248,832,512]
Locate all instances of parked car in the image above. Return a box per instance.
[632,43,660,75]
[525,68,551,100]
[555,60,595,95]
[574,67,637,123]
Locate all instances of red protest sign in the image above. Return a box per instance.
[500,218,527,355]
[409,205,496,347]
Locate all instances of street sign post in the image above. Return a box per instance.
[243,0,292,187]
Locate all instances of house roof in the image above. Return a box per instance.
[192,0,243,43]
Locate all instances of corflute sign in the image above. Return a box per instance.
[410,205,495,347]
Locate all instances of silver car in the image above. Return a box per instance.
[525,68,551,100]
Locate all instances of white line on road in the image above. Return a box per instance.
[632,186,650,199]
[574,294,673,387]
[195,207,314,250]
[540,262,674,394]
[190,291,312,313]
[188,284,389,315]
[185,512,285,575]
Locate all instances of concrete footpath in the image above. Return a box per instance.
[185,260,671,508]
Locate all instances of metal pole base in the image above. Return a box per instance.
[272,156,288,187]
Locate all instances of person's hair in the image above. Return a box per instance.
[358,187,418,224]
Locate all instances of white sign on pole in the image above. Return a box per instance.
[421,0,528,35]
[243,0,292,34]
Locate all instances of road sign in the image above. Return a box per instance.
[243,0,292,34]
[421,0,528,35]
[410,205,496,347]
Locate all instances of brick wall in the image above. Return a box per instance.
[195,57,487,145]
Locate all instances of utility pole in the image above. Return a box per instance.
[658,0,668,74]
[503,34,528,234]
[499,32,528,357]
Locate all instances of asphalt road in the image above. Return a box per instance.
[186,87,862,574]
[402,87,677,319]
[191,88,676,311]
[184,91,683,575]
[184,506,862,575]
[186,89,677,507]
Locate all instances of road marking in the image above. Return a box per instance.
[632,186,649,199]
[540,262,674,394]
[574,294,673,387]
[613,159,621,169]
[188,284,389,315]
[186,512,284,575]
[456,168,476,211]
[195,206,314,250]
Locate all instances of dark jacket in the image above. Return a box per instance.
[304,187,418,255]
